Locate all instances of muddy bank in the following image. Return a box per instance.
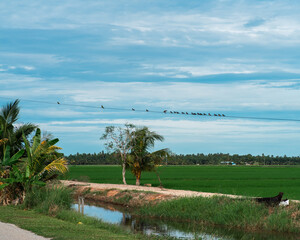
[65,182,176,207]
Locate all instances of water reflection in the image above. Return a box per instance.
[72,203,299,240]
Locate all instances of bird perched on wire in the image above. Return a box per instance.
[182,112,185,114]
[132,108,135,111]
[214,114,217,116]
[57,102,60,104]
[208,113,211,116]
[146,109,149,112]
[222,114,225,117]
[186,112,189,115]
[101,105,104,109]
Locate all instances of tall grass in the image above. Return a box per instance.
[22,184,73,215]
[138,196,300,233]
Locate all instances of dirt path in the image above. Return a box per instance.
[0,222,51,240]
[62,180,300,204]
[61,180,243,198]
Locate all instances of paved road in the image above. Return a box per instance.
[0,221,51,240]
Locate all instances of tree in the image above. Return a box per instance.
[127,126,169,186]
[101,124,135,185]
[0,99,36,158]
[0,128,68,205]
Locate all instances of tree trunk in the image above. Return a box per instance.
[122,161,127,185]
[135,170,141,185]
[155,170,163,188]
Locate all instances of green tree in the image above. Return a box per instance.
[127,126,169,186]
[0,128,68,205]
[101,124,135,184]
[0,99,36,158]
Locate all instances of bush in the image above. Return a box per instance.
[21,184,73,215]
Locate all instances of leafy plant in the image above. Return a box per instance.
[127,126,170,185]
[0,99,36,158]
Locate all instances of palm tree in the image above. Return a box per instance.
[0,99,36,158]
[0,128,68,204]
[22,128,68,183]
[127,127,169,186]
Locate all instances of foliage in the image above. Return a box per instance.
[0,99,36,158]
[138,196,300,233]
[22,128,68,183]
[100,123,136,184]
[127,126,169,185]
[21,184,73,215]
[0,127,68,205]
[67,152,300,165]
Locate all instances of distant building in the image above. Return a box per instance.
[220,161,236,165]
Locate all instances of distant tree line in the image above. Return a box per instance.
[66,152,300,165]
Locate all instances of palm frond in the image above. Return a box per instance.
[43,158,68,175]
[0,99,20,126]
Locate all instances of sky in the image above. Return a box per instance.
[1,0,300,156]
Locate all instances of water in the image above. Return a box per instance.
[72,202,299,240]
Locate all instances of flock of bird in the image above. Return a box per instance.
[94,104,226,117]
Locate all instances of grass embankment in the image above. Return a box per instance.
[65,165,300,200]
[138,196,300,234]
[0,185,166,240]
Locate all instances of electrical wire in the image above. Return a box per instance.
[0,96,300,122]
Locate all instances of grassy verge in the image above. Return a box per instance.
[137,196,300,233]
[0,185,170,240]
[0,206,157,240]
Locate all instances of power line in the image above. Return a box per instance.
[1,96,300,122]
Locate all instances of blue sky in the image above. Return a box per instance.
[1,0,300,156]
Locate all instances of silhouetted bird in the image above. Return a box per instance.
[214,114,217,116]
[182,112,185,114]
[163,110,167,113]
[170,111,173,114]
[57,102,60,104]
[186,112,189,115]
[208,113,211,116]
[101,105,104,109]
[132,108,135,111]
[146,109,149,112]
[218,114,221,116]
[203,113,206,116]
[222,114,225,117]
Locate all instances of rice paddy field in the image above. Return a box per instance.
[65,165,300,200]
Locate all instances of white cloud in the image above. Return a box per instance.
[2,76,300,112]
[38,118,300,144]
[22,66,35,71]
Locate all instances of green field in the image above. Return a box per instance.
[65,165,300,200]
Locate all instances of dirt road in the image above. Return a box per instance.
[62,180,242,198]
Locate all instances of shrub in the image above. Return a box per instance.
[21,184,73,215]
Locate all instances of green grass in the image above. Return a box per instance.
[137,196,300,234]
[65,165,300,200]
[22,185,73,214]
[0,206,172,240]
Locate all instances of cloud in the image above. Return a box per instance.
[2,76,300,112]
[38,117,300,144]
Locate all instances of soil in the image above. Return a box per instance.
[61,180,243,207]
